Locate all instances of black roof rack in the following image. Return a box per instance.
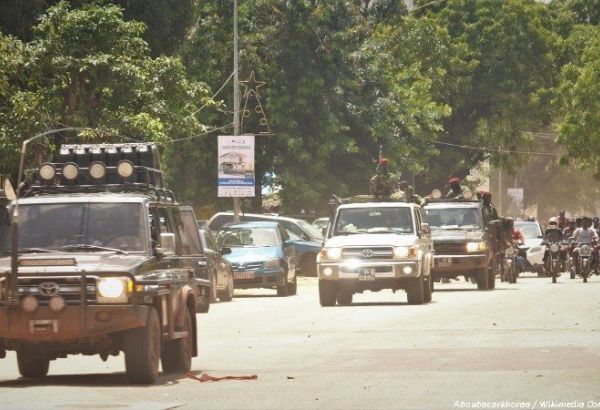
[22,143,177,203]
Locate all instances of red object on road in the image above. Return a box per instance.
[186,372,258,383]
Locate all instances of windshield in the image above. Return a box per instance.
[216,227,280,248]
[0,202,148,253]
[515,223,541,239]
[425,207,481,230]
[334,207,413,235]
[296,219,324,240]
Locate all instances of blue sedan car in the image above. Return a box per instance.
[208,212,323,276]
[215,222,297,297]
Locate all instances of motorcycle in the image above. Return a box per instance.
[573,242,594,283]
[544,242,562,283]
[502,244,518,284]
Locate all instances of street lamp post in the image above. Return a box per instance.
[232,0,241,223]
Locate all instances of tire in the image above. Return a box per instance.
[219,274,234,302]
[570,269,576,280]
[476,269,490,290]
[300,254,317,277]
[552,275,557,283]
[17,347,49,378]
[197,295,210,313]
[488,268,496,289]
[423,276,432,303]
[336,290,353,305]
[162,308,193,374]
[209,273,217,303]
[287,274,297,296]
[124,307,161,384]
[406,276,425,305]
[319,280,337,307]
[508,264,517,284]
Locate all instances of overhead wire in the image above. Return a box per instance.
[431,140,560,156]
[167,122,234,144]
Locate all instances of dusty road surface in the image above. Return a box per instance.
[1,275,599,410]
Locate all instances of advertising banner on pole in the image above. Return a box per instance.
[218,135,255,197]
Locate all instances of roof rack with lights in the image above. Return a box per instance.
[22,143,176,202]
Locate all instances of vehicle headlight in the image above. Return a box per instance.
[264,258,281,269]
[320,247,342,260]
[466,242,487,253]
[97,277,131,303]
[393,246,417,259]
[580,245,591,256]
[505,246,516,256]
[550,243,560,253]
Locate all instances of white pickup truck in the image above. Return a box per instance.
[317,202,434,306]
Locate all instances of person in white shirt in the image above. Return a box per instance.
[570,216,599,275]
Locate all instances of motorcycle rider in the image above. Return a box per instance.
[542,217,566,269]
[511,222,531,272]
[563,220,577,238]
[481,191,499,227]
[557,210,569,230]
[570,216,599,275]
[593,217,600,231]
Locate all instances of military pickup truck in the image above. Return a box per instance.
[318,202,434,306]
[0,143,211,384]
[424,200,496,290]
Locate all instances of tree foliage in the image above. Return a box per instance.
[0,0,599,213]
[0,1,214,179]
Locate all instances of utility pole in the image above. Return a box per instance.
[498,145,503,215]
[233,0,241,222]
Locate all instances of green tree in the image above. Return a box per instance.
[413,0,556,191]
[0,1,214,179]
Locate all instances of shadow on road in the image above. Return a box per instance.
[234,293,277,299]
[433,287,517,292]
[0,371,195,388]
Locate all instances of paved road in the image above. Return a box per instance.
[1,274,600,410]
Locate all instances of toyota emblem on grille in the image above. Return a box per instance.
[38,282,60,296]
[362,249,373,258]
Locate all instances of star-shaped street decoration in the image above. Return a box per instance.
[240,71,273,135]
[240,71,266,99]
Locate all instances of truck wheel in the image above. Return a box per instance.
[319,280,337,307]
[287,274,297,296]
[124,307,161,384]
[423,276,432,303]
[476,269,490,290]
[17,347,49,378]
[219,274,234,302]
[162,308,193,374]
[336,290,353,305]
[488,268,496,289]
[406,276,425,305]
[300,254,317,277]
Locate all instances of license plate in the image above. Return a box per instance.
[438,258,452,267]
[359,268,376,281]
[234,271,255,280]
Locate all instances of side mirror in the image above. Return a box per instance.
[158,232,176,256]
[220,247,232,255]
[420,223,431,236]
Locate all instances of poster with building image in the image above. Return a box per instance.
[218,135,255,197]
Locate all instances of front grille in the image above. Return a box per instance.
[340,266,393,273]
[342,247,393,260]
[434,242,468,255]
[17,276,97,305]
[232,262,263,271]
